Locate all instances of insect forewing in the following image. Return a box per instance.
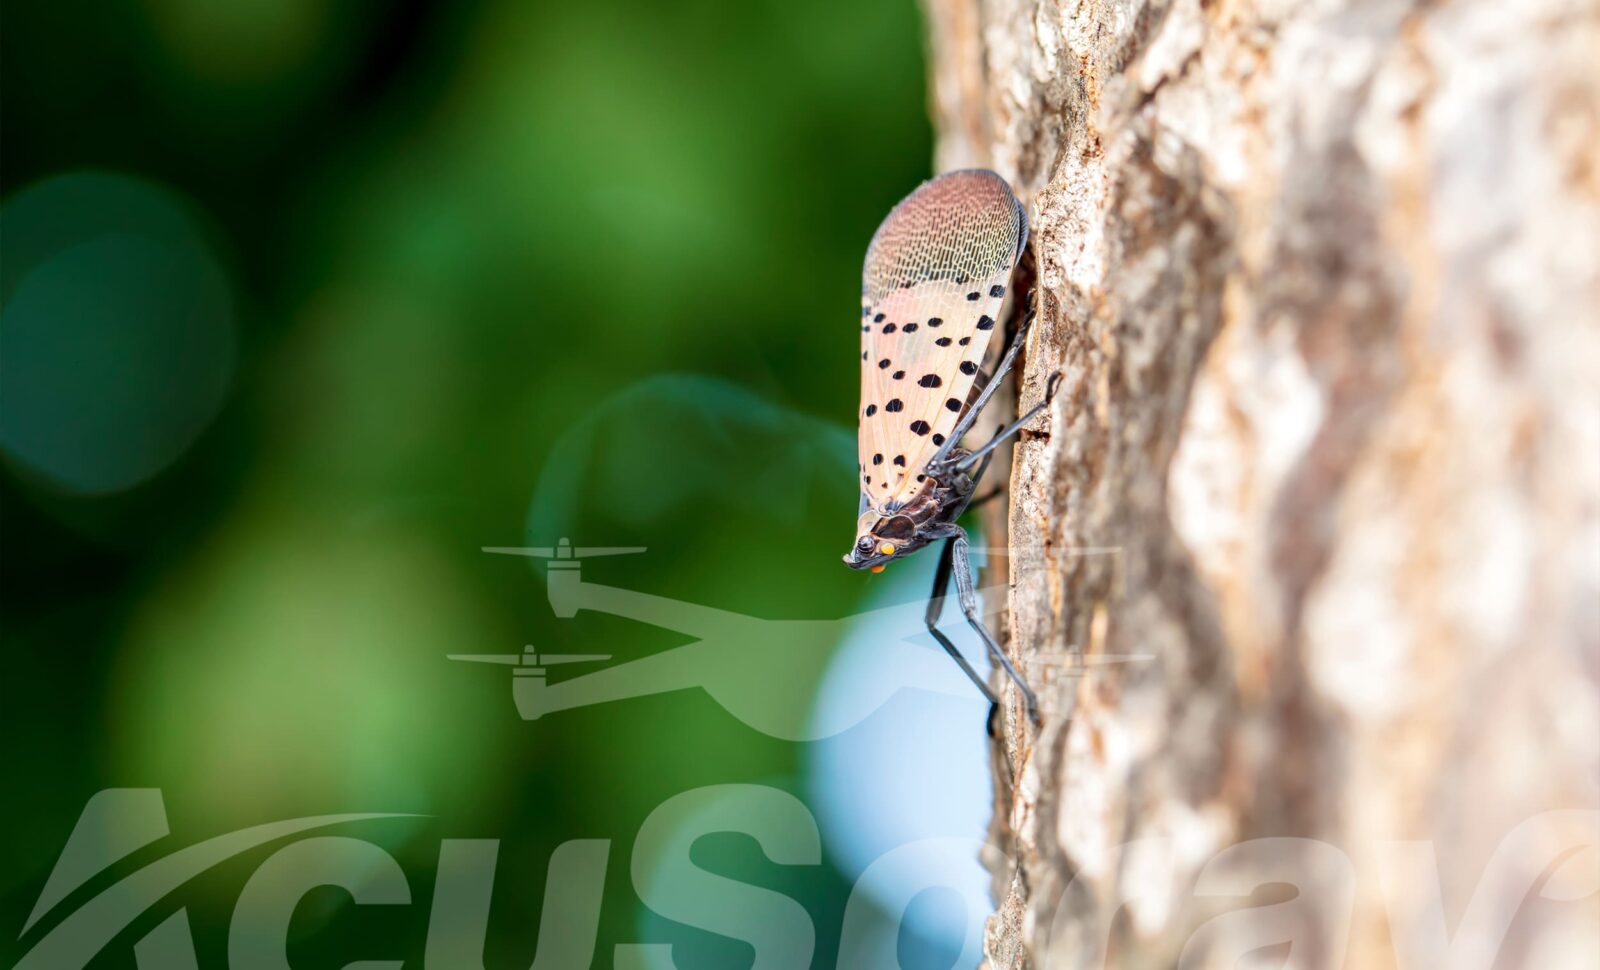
[856,170,1026,511]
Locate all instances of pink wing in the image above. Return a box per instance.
[856,170,1026,511]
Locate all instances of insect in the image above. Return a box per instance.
[842,169,1058,726]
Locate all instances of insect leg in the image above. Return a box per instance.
[929,303,1039,469]
[925,536,1001,713]
[949,526,1041,725]
[940,398,1015,519]
[949,372,1063,474]
[965,485,1006,509]
[943,429,1000,520]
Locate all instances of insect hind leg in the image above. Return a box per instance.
[943,525,1041,726]
[925,537,1002,732]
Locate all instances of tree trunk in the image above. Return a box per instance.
[919,1,1600,967]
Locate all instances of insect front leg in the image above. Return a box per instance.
[944,429,1000,519]
[929,301,1039,470]
[948,372,1063,475]
[942,524,1041,726]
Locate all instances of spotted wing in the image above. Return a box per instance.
[856,170,1026,511]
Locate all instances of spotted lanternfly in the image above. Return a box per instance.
[842,169,1060,725]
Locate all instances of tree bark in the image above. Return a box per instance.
[920,1,1600,967]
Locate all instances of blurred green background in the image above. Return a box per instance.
[2,0,946,965]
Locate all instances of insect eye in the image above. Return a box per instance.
[856,536,876,554]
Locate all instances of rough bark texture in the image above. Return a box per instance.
[921,1,1600,967]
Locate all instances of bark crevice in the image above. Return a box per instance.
[922,1,1600,967]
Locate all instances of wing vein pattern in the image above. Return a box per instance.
[856,170,1026,512]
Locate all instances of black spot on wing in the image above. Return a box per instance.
[932,433,945,445]
[990,284,1005,297]
[865,404,877,416]
[918,374,942,388]
[883,323,897,334]
[885,399,903,412]
[874,313,885,322]
[910,420,930,436]
[878,359,891,369]
[935,337,952,346]
[959,361,977,375]
[892,370,905,380]
[977,315,995,330]
[966,292,980,301]
[946,398,962,411]
[872,453,883,465]
[928,317,943,327]
[903,322,918,332]
[893,455,906,466]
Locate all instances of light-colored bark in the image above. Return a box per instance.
[920,1,1600,967]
